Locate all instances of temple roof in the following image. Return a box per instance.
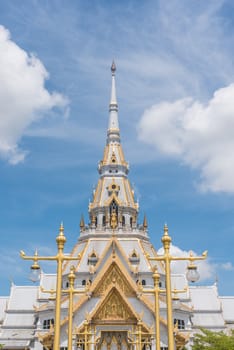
[219,296,234,323]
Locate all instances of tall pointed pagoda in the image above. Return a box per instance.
[88,61,139,234]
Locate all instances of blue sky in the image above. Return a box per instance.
[0,0,234,296]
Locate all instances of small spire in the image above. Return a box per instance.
[80,214,85,230]
[143,214,148,230]
[56,222,66,246]
[109,60,118,110]
[161,222,171,247]
[60,221,64,233]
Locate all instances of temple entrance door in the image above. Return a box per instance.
[97,331,130,350]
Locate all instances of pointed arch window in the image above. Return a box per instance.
[129,249,140,265]
[88,250,98,266]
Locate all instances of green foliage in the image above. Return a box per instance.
[192,328,234,349]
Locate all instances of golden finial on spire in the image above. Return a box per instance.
[56,221,66,247]
[164,223,168,235]
[59,221,64,234]
[162,223,171,249]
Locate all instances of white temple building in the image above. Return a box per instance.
[0,63,233,350]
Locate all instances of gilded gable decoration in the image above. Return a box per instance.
[93,262,135,297]
[93,288,135,322]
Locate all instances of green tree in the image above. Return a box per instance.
[192,328,234,349]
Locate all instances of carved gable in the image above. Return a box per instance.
[93,261,135,297]
[93,287,136,322]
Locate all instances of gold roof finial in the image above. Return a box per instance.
[56,221,66,246]
[59,221,64,234]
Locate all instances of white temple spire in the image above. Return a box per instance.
[90,63,138,233]
[108,61,119,138]
[109,61,118,108]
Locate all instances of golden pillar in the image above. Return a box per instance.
[147,224,207,350]
[20,223,81,350]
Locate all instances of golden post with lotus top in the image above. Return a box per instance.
[20,223,81,350]
[147,224,207,350]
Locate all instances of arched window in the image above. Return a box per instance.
[82,280,86,286]
[102,215,106,226]
[129,249,140,265]
[142,344,151,350]
[122,215,125,226]
[130,217,133,227]
[142,279,146,286]
[88,250,98,266]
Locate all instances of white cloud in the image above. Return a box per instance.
[220,262,234,271]
[0,25,69,164]
[138,84,234,193]
[158,244,214,282]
